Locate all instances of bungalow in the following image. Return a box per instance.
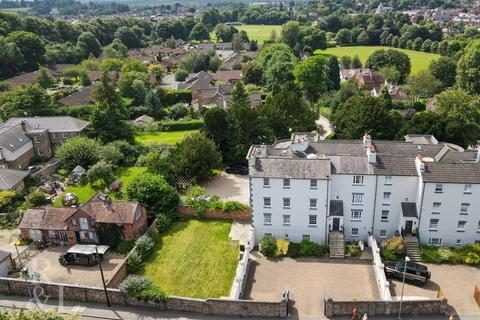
[19,193,148,245]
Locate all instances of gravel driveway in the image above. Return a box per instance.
[202,172,249,205]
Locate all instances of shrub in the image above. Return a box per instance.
[221,201,248,212]
[276,239,289,257]
[165,89,192,104]
[420,245,441,264]
[126,251,143,273]
[465,252,480,265]
[286,242,300,258]
[0,190,20,212]
[381,247,400,261]
[119,275,152,296]
[135,235,155,259]
[317,244,330,257]
[438,248,459,264]
[260,235,277,257]
[299,240,319,256]
[27,191,49,207]
[346,244,361,257]
[116,240,135,254]
[175,69,189,81]
[86,161,115,187]
[136,287,168,302]
[156,213,172,233]
[384,236,405,256]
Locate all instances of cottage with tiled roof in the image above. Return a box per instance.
[19,193,148,245]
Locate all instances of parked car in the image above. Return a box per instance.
[58,245,109,266]
[27,165,41,173]
[384,260,431,286]
[225,165,248,175]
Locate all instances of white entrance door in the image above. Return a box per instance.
[29,229,43,241]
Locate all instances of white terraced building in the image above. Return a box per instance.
[247,133,480,247]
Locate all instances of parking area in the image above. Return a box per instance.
[22,247,125,288]
[243,257,378,316]
[202,172,249,204]
[390,264,480,316]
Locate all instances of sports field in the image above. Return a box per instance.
[235,25,283,43]
[315,46,440,74]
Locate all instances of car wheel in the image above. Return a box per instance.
[385,272,393,279]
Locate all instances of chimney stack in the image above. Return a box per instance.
[415,155,426,172]
[363,133,372,148]
[20,120,26,132]
[103,194,113,210]
[367,145,377,164]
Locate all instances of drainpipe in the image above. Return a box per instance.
[417,182,426,244]
[325,179,330,244]
[371,175,378,236]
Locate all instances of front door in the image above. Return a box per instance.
[333,218,340,231]
[75,231,81,243]
[405,220,413,234]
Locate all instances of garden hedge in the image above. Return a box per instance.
[160,119,204,131]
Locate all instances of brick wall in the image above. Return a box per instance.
[0,277,287,318]
[178,205,251,221]
[106,262,127,289]
[324,298,449,317]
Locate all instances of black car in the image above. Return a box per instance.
[225,165,248,175]
[384,260,431,286]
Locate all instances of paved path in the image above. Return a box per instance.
[228,220,252,246]
[202,172,249,204]
[316,115,332,140]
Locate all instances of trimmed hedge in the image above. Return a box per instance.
[165,89,192,105]
[160,119,204,131]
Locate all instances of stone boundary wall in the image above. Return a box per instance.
[368,234,392,300]
[0,277,287,318]
[324,298,448,317]
[32,159,61,178]
[178,205,251,221]
[106,220,158,288]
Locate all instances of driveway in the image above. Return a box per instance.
[202,172,249,205]
[390,264,480,316]
[159,73,179,90]
[316,115,332,140]
[243,257,378,316]
[22,247,125,288]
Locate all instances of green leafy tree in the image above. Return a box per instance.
[103,39,128,59]
[294,55,331,101]
[144,89,166,119]
[115,26,141,49]
[0,85,53,120]
[351,54,362,68]
[121,59,148,73]
[175,69,189,81]
[35,67,54,89]
[281,20,301,48]
[126,172,179,220]
[0,37,22,79]
[90,75,134,143]
[119,71,149,99]
[214,24,237,42]
[189,23,209,41]
[396,111,447,141]
[456,41,480,94]
[365,49,411,83]
[174,131,222,183]
[340,56,351,68]
[260,85,317,139]
[203,107,229,156]
[335,28,352,44]
[429,56,456,89]
[6,31,45,71]
[232,33,244,52]
[86,160,115,187]
[76,31,102,58]
[406,70,441,101]
[208,55,221,72]
[331,95,400,140]
[243,60,263,85]
[56,136,101,169]
[356,30,370,45]
[328,56,340,90]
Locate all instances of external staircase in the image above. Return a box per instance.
[329,231,345,258]
[404,235,421,262]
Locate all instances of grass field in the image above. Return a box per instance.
[141,220,238,298]
[53,167,147,206]
[315,46,440,74]
[134,130,197,145]
[235,25,282,43]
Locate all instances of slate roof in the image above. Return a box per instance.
[329,200,344,216]
[401,202,418,218]
[3,117,89,133]
[0,169,29,190]
[57,85,96,106]
[0,125,31,152]
[19,207,77,230]
[250,158,331,179]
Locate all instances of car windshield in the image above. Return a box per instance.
[395,262,404,271]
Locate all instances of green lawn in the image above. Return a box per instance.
[235,25,282,43]
[53,167,147,206]
[134,130,197,145]
[315,46,440,74]
[141,220,239,298]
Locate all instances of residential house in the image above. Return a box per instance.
[133,115,155,126]
[19,193,148,245]
[0,116,89,169]
[212,70,243,83]
[0,169,30,190]
[247,132,480,247]
[58,85,96,107]
[6,64,75,87]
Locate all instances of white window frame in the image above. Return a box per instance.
[380,230,387,239]
[36,148,43,156]
[283,178,290,188]
[456,239,462,245]
[353,175,364,185]
[351,209,362,221]
[52,132,58,139]
[383,192,391,203]
[263,178,270,187]
[283,215,290,225]
[457,220,466,232]
[263,197,271,207]
[384,175,392,185]
[428,238,442,246]
[351,228,359,237]
[79,217,89,230]
[302,234,311,241]
[460,203,470,215]
[309,198,317,209]
[263,213,272,225]
[381,210,389,222]
[71,218,77,226]
[283,197,290,208]
[432,202,441,214]
[308,215,317,226]
[352,193,363,204]
[310,179,317,189]
[429,218,439,230]
[464,184,472,194]
[33,136,40,144]
[435,184,443,193]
